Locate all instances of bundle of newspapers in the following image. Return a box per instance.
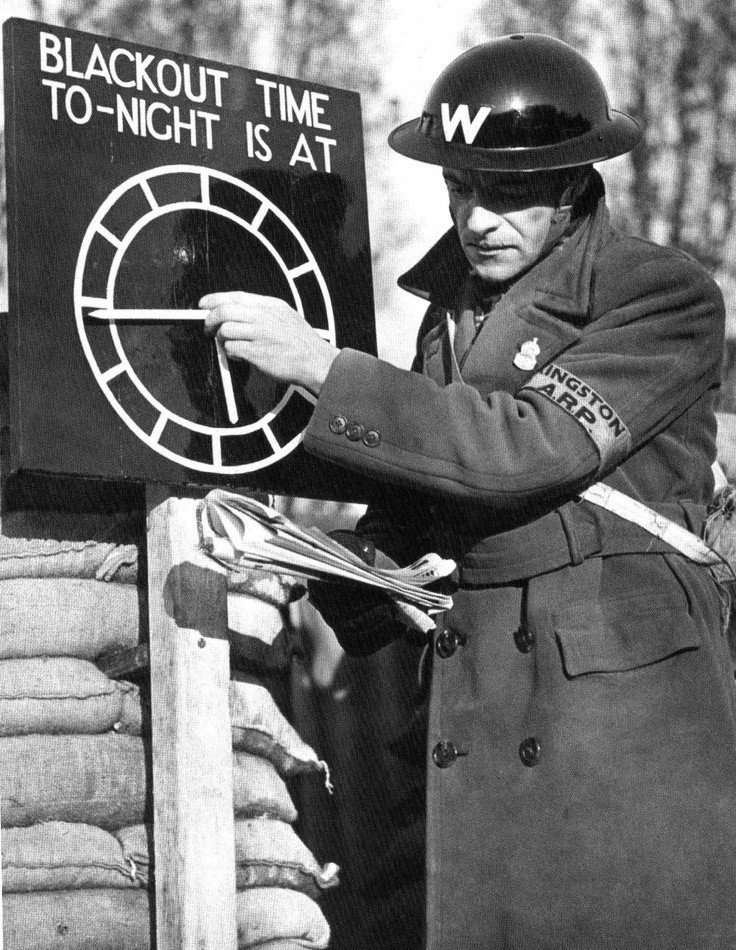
[197,490,455,629]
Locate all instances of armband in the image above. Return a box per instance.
[520,363,631,468]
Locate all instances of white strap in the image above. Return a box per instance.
[580,482,719,566]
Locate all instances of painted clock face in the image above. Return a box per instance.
[73,164,336,474]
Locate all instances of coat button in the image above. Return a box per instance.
[518,737,541,767]
[329,416,347,434]
[513,625,535,653]
[363,429,381,447]
[432,741,462,768]
[345,422,365,441]
[435,627,467,659]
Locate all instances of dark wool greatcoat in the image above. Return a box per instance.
[303,176,736,950]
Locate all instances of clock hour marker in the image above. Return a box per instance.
[250,201,269,232]
[296,386,317,405]
[139,178,158,210]
[200,171,210,206]
[212,433,222,467]
[101,362,126,383]
[97,224,122,248]
[263,424,280,452]
[151,412,168,444]
[81,296,110,310]
[288,261,315,279]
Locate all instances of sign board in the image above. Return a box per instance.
[3,18,378,499]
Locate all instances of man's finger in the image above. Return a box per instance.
[199,291,283,309]
[199,291,249,308]
[204,305,258,334]
[222,340,253,362]
[217,320,257,342]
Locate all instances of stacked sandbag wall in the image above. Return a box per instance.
[0,520,150,948]
[0,516,337,949]
[226,575,338,949]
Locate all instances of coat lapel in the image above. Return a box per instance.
[419,310,465,384]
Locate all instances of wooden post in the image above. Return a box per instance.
[147,488,237,950]
[1,813,4,950]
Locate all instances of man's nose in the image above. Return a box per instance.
[464,201,502,233]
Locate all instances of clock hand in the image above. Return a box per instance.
[89,308,239,424]
[215,337,239,424]
[89,308,208,320]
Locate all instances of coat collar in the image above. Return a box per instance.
[398,170,609,327]
[397,226,468,310]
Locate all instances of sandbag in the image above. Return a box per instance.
[0,734,148,830]
[227,570,304,606]
[116,679,323,793]
[0,508,143,548]
[232,752,299,822]
[116,681,144,735]
[253,944,324,950]
[228,592,285,641]
[0,535,137,583]
[234,818,338,899]
[230,678,331,786]
[2,889,150,950]
[0,733,298,830]
[116,826,318,896]
[3,888,330,950]
[0,657,134,735]
[116,817,337,898]
[234,818,339,891]
[114,825,151,888]
[0,578,141,659]
[237,888,330,949]
[235,863,319,898]
[2,822,139,892]
[229,591,297,672]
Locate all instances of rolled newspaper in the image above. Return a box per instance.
[197,490,456,631]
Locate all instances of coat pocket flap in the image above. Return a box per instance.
[554,595,701,677]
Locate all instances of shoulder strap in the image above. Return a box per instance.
[580,482,719,566]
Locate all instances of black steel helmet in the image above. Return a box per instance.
[389,34,642,172]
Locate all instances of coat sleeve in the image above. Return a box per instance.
[303,253,725,511]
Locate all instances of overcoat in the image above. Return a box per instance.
[303,175,736,949]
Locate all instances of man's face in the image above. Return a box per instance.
[444,168,561,283]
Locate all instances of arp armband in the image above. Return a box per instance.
[520,362,631,468]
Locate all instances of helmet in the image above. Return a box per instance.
[389,34,641,172]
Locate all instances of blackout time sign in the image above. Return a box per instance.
[3,18,376,494]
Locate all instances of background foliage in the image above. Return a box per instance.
[3,0,736,367]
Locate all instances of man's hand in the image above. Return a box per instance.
[200,291,339,396]
[308,530,406,656]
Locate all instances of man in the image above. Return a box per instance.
[202,35,736,950]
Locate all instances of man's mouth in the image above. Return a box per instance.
[467,242,513,254]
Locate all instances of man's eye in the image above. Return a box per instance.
[446,182,471,197]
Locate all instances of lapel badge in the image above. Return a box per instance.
[513,337,540,371]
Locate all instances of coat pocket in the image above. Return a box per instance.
[554,592,701,678]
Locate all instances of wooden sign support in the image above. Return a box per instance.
[0,815,4,950]
[146,487,237,950]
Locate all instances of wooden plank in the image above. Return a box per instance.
[147,487,237,950]
[0,811,4,950]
